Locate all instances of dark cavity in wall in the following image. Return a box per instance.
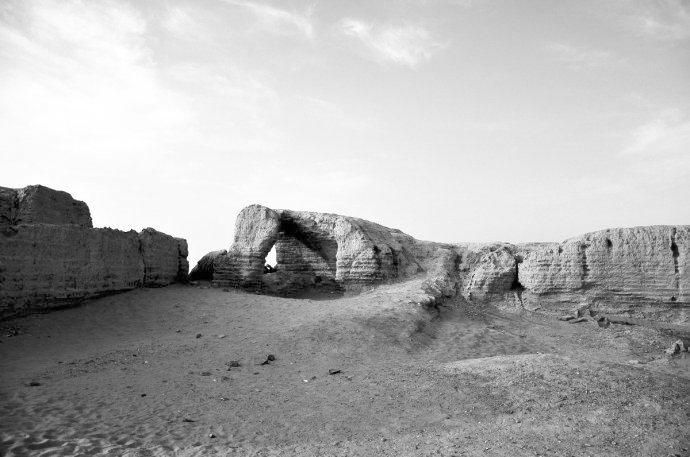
[579,242,590,285]
[373,245,382,268]
[511,258,525,291]
[605,238,613,249]
[510,276,525,292]
[671,228,679,275]
[511,259,525,304]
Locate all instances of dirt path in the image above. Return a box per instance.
[1,283,688,456]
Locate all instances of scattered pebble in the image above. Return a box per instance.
[182,418,195,423]
[201,371,212,376]
[196,333,202,339]
[328,369,342,375]
[209,433,216,438]
[140,393,146,397]
[227,360,241,368]
[218,334,227,339]
[665,339,687,355]
[261,354,276,365]
[27,381,41,387]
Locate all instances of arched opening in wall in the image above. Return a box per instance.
[263,245,277,274]
[260,217,342,299]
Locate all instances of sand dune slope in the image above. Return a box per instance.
[1,283,688,456]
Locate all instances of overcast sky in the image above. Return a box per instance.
[1,0,689,266]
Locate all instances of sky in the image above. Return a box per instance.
[1,0,689,266]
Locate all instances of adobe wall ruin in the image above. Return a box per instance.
[0,185,188,318]
[202,204,688,322]
[210,204,443,293]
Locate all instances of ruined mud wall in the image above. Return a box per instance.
[1,185,92,228]
[0,185,189,319]
[211,204,425,292]
[201,204,688,321]
[516,226,689,318]
[1,225,144,316]
[456,226,689,321]
[139,228,189,286]
[189,249,226,281]
[274,232,336,280]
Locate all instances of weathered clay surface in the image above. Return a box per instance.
[176,237,189,283]
[17,185,92,227]
[461,244,518,302]
[189,250,227,281]
[213,205,282,290]
[138,228,189,287]
[0,187,18,229]
[0,185,188,318]
[0,224,144,316]
[517,226,689,320]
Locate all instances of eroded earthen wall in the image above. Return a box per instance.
[0,185,189,319]
[0,187,18,229]
[139,228,189,287]
[517,226,689,315]
[17,185,92,227]
[274,233,336,279]
[211,205,423,291]
[189,249,226,281]
[207,204,689,321]
[0,225,144,316]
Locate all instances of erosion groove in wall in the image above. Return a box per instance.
[0,185,188,319]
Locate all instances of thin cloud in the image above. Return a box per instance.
[562,110,690,197]
[339,19,443,68]
[0,0,187,162]
[623,0,690,42]
[0,0,285,168]
[163,6,215,43]
[606,110,690,189]
[222,1,314,39]
[545,42,615,70]
[622,110,690,157]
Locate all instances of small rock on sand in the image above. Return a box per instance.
[665,340,687,355]
[597,317,610,328]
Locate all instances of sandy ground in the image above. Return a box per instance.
[1,282,689,456]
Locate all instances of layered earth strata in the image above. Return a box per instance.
[0,185,188,318]
[203,204,688,322]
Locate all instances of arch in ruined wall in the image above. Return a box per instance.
[270,216,338,282]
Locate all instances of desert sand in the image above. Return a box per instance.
[1,281,688,456]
